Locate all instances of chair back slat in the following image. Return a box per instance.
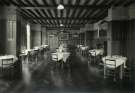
[2,58,14,68]
[105,59,116,68]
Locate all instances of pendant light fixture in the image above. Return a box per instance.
[57,4,64,10]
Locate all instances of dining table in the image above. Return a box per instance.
[0,55,17,67]
[102,55,127,80]
[89,48,104,56]
[51,52,70,63]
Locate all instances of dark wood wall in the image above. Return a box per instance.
[0,17,17,55]
[108,21,128,56]
[20,21,27,51]
[0,19,6,55]
[127,20,135,63]
[31,31,42,48]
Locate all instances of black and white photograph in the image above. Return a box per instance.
[0,0,135,93]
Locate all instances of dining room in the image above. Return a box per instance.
[0,0,135,93]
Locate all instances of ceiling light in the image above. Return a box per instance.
[60,24,64,26]
[57,4,64,10]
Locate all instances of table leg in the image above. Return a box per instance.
[35,55,38,63]
[104,65,106,79]
[120,64,124,80]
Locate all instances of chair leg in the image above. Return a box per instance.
[113,69,116,82]
[104,66,106,79]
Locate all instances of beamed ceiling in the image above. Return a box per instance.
[0,0,134,30]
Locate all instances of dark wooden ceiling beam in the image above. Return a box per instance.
[65,9,69,24]
[91,12,107,23]
[34,9,45,24]
[41,9,49,17]
[44,25,83,28]
[76,8,83,18]
[100,0,110,5]
[70,9,76,18]
[27,9,38,17]
[19,9,37,23]
[84,0,102,18]
[68,0,72,5]
[40,9,52,24]
[21,9,34,18]
[67,9,72,18]
[50,10,57,25]
[25,0,34,6]
[32,20,37,24]
[16,0,27,6]
[92,0,100,5]
[85,8,98,18]
[79,9,88,18]
[20,5,109,9]
[53,9,58,25]
[46,9,56,25]
[60,10,63,18]
[18,12,31,22]
[33,0,40,6]
[60,10,64,24]
[46,27,80,30]
[26,17,98,20]
[42,0,49,6]
[19,10,30,18]
[8,0,19,6]
[50,0,56,5]
[45,19,51,25]
[91,9,101,17]
[95,9,108,19]
[60,0,64,4]
[74,8,81,18]
[26,9,41,24]
[40,13,51,24]
[35,9,43,17]
[68,19,71,25]
[75,0,80,5]
[83,0,90,5]
[83,1,101,18]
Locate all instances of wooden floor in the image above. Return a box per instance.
[0,50,134,93]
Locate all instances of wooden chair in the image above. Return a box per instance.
[1,58,14,79]
[88,51,96,65]
[123,61,133,81]
[52,53,59,69]
[104,59,117,81]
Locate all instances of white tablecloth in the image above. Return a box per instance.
[41,45,48,48]
[77,45,89,51]
[52,52,70,62]
[89,49,104,56]
[21,49,34,56]
[102,55,127,68]
[80,46,89,51]
[0,55,17,67]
